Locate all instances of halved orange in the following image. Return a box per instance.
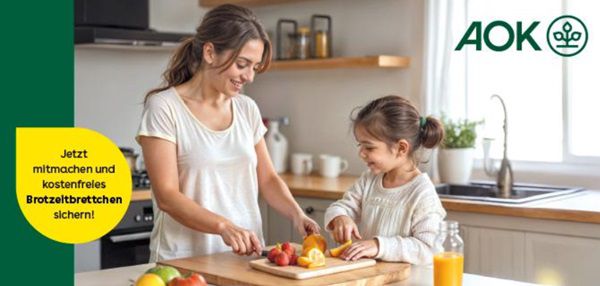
[329,240,352,257]
[302,234,327,255]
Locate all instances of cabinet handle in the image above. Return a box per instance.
[305,206,314,214]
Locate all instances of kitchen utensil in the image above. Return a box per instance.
[276,19,298,60]
[310,15,332,58]
[250,257,376,280]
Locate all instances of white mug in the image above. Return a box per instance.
[291,153,313,175]
[318,154,349,178]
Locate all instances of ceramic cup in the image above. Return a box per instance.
[291,153,313,175]
[318,154,349,178]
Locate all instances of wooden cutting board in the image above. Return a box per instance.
[159,251,411,286]
[249,257,376,279]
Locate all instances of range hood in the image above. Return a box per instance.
[74,0,192,48]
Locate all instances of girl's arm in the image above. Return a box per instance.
[323,172,369,230]
[255,139,320,236]
[140,136,262,255]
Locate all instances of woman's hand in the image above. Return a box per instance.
[340,239,379,261]
[292,213,321,237]
[217,221,262,256]
[330,215,362,243]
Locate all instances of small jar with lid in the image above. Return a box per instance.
[314,30,329,58]
[433,220,464,286]
[295,27,310,60]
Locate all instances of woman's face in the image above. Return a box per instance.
[209,39,265,97]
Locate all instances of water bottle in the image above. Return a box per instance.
[265,118,288,174]
[433,220,464,286]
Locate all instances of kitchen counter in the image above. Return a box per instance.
[131,173,600,224]
[74,262,537,286]
[280,173,600,224]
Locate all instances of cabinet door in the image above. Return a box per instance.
[458,225,525,281]
[293,197,337,248]
[525,232,600,286]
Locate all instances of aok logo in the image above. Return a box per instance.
[455,15,588,57]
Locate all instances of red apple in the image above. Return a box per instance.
[289,254,299,266]
[281,242,295,256]
[167,273,207,286]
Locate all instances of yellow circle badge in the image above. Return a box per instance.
[16,127,132,244]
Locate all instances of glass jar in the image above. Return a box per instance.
[295,27,310,60]
[314,30,329,58]
[433,220,464,286]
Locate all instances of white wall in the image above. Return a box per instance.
[248,0,425,175]
[75,0,207,154]
[75,0,424,176]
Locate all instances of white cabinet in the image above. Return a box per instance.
[525,233,600,285]
[459,226,525,280]
[449,211,600,286]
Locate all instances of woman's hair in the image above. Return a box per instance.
[352,95,444,163]
[145,4,272,101]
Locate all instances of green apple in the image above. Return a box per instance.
[146,266,181,283]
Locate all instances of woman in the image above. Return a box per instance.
[136,4,319,262]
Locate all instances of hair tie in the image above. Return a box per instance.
[419,116,427,128]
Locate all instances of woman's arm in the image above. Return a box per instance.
[140,136,262,255]
[255,138,320,236]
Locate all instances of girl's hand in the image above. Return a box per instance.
[340,239,379,261]
[330,215,362,243]
[293,213,321,237]
[217,221,262,256]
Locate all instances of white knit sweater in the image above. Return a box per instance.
[324,171,446,265]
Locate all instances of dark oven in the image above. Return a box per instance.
[101,199,153,269]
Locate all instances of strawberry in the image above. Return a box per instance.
[289,254,299,266]
[281,242,295,256]
[267,247,282,263]
[275,252,290,266]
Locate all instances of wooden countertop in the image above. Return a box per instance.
[130,174,600,224]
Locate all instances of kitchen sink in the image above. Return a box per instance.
[435,182,583,204]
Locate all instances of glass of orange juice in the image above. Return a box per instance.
[433,221,464,286]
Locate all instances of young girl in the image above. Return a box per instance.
[324,95,446,265]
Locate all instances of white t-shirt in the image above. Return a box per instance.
[324,171,446,264]
[136,87,267,262]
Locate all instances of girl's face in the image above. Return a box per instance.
[208,39,265,97]
[354,126,404,175]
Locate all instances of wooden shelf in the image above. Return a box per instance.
[268,55,410,71]
[199,0,313,7]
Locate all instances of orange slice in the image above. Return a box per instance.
[329,240,352,257]
[302,234,327,255]
[297,256,312,267]
[305,247,326,266]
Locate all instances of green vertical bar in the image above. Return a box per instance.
[1,1,74,285]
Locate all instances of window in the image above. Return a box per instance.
[449,0,599,164]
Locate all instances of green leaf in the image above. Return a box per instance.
[563,21,572,32]
[571,32,582,41]
[441,116,483,149]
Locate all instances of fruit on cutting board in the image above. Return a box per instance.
[275,252,290,266]
[135,273,165,286]
[146,266,181,284]
[329,240,352,257]
[281,241,296,256]
[267,244,282,263]
[305,247,326,268]
[167,273,207,286]
[302,234,327,255]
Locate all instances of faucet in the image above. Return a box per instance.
[482,94,513,198]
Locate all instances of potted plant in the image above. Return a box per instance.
[438,117,483,184]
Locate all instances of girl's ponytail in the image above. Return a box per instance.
[420,116,444,149]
